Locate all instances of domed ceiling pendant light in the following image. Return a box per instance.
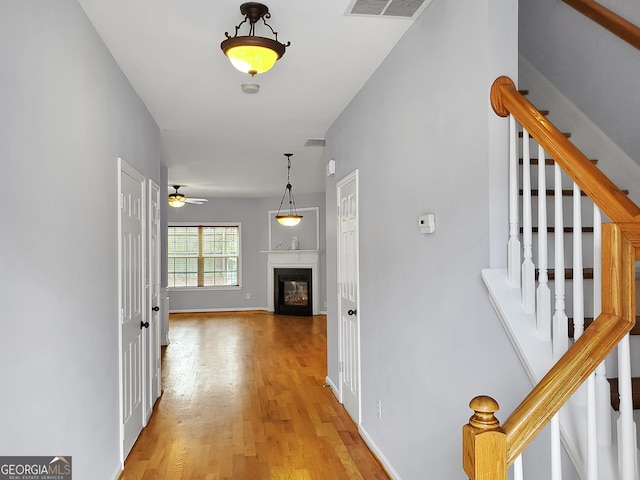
[275,154,303,226]
[221,3,290,77]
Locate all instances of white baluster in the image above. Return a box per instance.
[587,373,599,480]
[570,186,587,413]
[593,206,611,446]
[508,115,521,288]
[551,414,562,480]
[572,182,585,341]
[552,163,568,360]
[617,333,639,480]
[537,145,551,341]
[514,454,524,480]
[521,130,535,313]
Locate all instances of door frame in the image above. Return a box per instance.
[117,157,147,465]
[336,169,361,424]
[145,179,162,421]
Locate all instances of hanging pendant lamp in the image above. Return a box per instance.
[221,3,290,77]
[275,153,302,226]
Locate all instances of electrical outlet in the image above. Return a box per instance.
[245,293,251,299]
[376,400,382,419]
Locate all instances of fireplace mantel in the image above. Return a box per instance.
[262,250,319,314]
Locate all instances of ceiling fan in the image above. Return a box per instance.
[168,185,208,208]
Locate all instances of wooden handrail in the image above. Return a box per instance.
[490,77,640,223]
[562,0,640,52]
[463,77,640,478]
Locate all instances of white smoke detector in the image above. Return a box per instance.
[241,83,260,94]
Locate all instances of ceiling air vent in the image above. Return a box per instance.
[304,138,326,147]
[347,0,429,18]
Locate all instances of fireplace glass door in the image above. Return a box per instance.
[274,268,312,316]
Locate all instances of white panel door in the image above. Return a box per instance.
[119,160,146,460]
[337,170,360,424]
[146,180,161,420]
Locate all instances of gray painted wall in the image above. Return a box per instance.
[1,1,161,479]
[325,0,578,477]
[167,193,326,312]
[520,0,640,167]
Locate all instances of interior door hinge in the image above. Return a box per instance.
[338,361,343,373]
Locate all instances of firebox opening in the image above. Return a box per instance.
[274,268,313,316]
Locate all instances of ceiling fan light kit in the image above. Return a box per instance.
[275,153,303,226]
[221,3,290,77]
[168,185,186,208]
[168,185,208,207]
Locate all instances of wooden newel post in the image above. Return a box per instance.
[462,395,507,480]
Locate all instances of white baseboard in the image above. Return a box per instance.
[325,375,339,399]
[169,307,269,313]
[110,462,123,480]
[358,425,402,480]
[169,308,328,316]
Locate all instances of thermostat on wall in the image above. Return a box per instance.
[418,213,435,234]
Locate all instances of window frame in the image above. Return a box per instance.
[167,222,242,291]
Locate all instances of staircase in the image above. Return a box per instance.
[519,112,640,415]
[463,76,640,480]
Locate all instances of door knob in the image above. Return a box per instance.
[152,306,160,312]
[140,321,150,329]
[347,309,357,316]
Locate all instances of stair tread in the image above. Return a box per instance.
[536,268,594,280]
[521,188,629,196]
[608,377,640,411]
[520,226,594,233]
[568,316,640,338]
[519,158,598,165]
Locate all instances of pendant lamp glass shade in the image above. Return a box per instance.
[276,214,302,226]
[275,154,302,226]
[221,3,289,77]
[225,44,280,76]
[168,186,186,208]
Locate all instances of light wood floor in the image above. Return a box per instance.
[120,311,389,479]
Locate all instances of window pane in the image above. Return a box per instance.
[169,225,240,288]
[202,255,239,287]
[168,226,199,257]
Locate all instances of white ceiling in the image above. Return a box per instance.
[77,0,427,199]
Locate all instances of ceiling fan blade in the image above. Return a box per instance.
[185,198,208,204]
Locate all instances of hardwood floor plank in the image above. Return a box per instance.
[120,311,388,480]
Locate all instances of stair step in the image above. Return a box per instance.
[536,268,594,280]
[518,89,530,95]
[519,158,598,165]
[608,377,640,411]
[521,189,629,196]
[520,226,594,233]
[519,131,571,138]
[568,316,640,338]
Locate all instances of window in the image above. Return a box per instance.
[168,224,240,288]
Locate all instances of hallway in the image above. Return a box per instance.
[120,311,388,479]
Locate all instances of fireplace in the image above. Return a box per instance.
[274,268,312,316]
